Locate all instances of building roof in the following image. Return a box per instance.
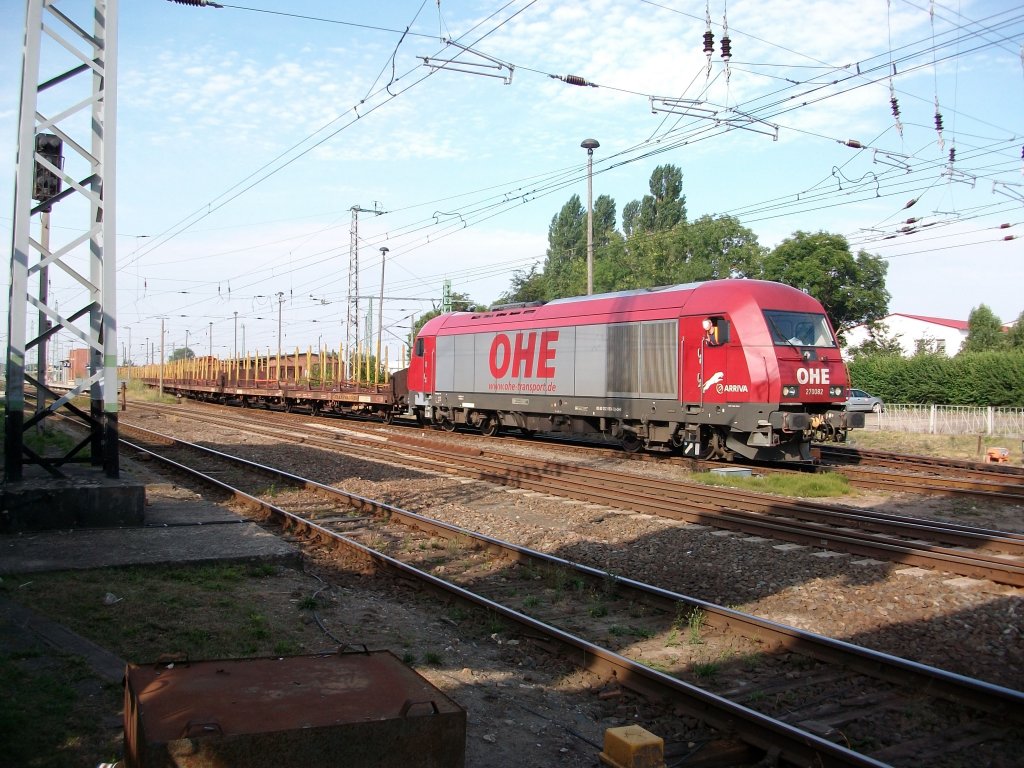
[889,313,970,331]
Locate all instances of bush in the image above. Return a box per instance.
[848,350,1024,406]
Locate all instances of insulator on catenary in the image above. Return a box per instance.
[904,198,918,209]
[557,74,595,87]
[905,217,919,224]
[999,223,1011,229]
[1005,235,1018,241]
[700,30,716,55]
[720,35,732,61]
[890,97,900,119]
[844,139,863,148]
[948,147,955,164]
[934,112,943,131]
[166,0,223,6]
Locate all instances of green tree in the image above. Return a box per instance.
[497,263,548,306]
[411,291,477,341]
[845,321,904,360]
[622,164,686,236]
[960,304,1006,353]
[1007,311,1024,350]
[543,194,586,298]
[756,231,889,340]
[168,347,195,362]
[667,214,765,282]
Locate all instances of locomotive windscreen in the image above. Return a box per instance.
[763,310,836,348]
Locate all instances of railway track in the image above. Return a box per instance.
[123,401,1024,587]
[116,420,1024,768]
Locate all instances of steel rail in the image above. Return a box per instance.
[117,433,892,768]
[818,444,1024,479]
[118,423,1024,728]
[119,406,1024,586]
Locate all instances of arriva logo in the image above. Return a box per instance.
[489,330,559,379]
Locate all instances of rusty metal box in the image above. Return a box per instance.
[124,649,466,768]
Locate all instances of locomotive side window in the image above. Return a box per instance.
[703,316,730,345]
[415,337,425,357]
[763,310,836,348]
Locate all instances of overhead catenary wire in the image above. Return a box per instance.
[111,0,1022,346]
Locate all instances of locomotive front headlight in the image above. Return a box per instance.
[830,386,844,397]
[782,385,798,398]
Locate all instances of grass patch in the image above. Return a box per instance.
[0,562,342,766]
[687,609,706,645]
[693,470,851,498]
[692,661,720,682]
[1,563,324,664]
[0,648,121,768]
[123,378,178,404]
[844,430,1015,462]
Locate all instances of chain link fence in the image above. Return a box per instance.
[862,404,1024,438]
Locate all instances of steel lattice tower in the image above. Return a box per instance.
[5,0,120,480]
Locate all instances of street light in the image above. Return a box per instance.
[581,138,600,296]
[377,247,389,384]
[276,292,285,380]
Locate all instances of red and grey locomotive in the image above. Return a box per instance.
[406,279,863,461]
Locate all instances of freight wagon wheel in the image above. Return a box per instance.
[381,409,394,425]
[621,432,643,454]
[480,416,500,437]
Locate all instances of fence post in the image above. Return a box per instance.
[987,406,994,435]
[929,404,936,434]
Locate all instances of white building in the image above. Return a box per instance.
[844,314,970,357]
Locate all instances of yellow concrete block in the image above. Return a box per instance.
[598,725,665,768]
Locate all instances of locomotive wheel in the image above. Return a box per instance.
[480,415,500,437]
[621,432,643,453]
[440,417,456,432]
[703,430,722,460]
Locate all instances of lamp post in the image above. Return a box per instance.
[581,138,600,295]
[276,292,285,380]
[185,329,190,358]
[233,311,238,361]
[376,247,388,384]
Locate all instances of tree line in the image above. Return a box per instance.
[418,164,1022,372]
[494,163,890,340]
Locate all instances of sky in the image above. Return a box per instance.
[2,0,1022,366]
